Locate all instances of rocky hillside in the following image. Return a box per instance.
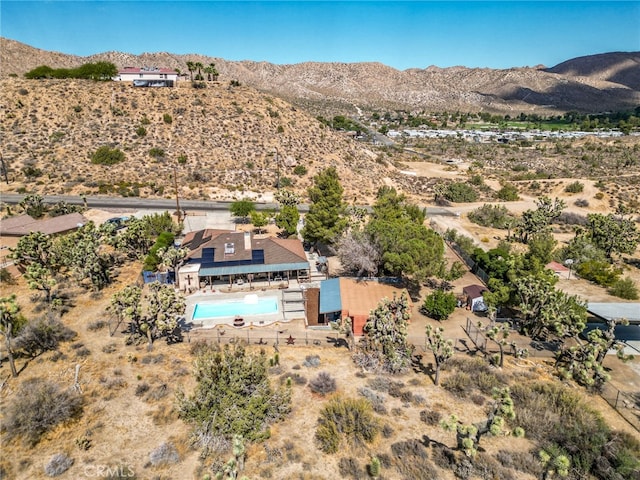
[2,38,639,115]
[0,77,391,201]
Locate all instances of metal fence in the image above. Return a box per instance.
[600,382,640,431]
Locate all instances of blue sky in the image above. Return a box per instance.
[1,1,639,70]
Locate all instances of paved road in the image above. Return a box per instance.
[0,193,458,216]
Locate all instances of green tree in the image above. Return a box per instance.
[177,344,291,452]
[302,167,348,246]
[19,193,46,218]
[441,387,518,457]
[425,324,454,385]
[586,213,640,259]
[10,231,57,270]
[527,231,558,266]
[186,61,195,81]
[143,231,175,272]
[366,188,444,279]
[421,290,457,321]
[230,199,256,224]
[142,282,185,348]
[515,275,587,340]
[555,318,633,390]
[518,196,566,244]
[25,263,56,304]
[359,292,413,374]
[194,62,204,80]
[275,204,300,237]
[250,210,270,234]
[0,295,25,377]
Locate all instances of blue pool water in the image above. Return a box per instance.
[192,296,279,320]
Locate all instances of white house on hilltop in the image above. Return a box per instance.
[114,67,178,87]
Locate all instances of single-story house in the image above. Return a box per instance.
[0,213,87,271]
[306,277,410,335]
[462,284,489,312]
[176,229,310,291]
[114,67,178,87]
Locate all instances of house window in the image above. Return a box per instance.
[139,73,143,78]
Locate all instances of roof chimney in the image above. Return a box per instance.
[244,232,252,250]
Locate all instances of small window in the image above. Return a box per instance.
[224,243,235,254]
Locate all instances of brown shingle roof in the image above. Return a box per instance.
[0,213,86,236]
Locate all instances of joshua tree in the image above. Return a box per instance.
[0,295,24,377]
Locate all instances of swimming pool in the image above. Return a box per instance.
[192,295,279,320]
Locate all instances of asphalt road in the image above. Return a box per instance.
[0,193,457,216]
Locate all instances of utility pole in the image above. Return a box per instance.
[173,165,182,224]
[0,154,9,184]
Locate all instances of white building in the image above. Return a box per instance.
[114,67,178,87]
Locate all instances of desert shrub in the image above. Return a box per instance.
[102,343,117,354]
[135,126,147,137]
[90,146,125,165]
[510,382,640,479]
[0,268,16,285]
[2,378,83,446]
[315,396,380,454]
[15,314,76,357]
[608,277,639,300]
[556,211,587,226]
[496,183,520,201]
[177,344,290,449]
[163,113,173,124]
[574,198,590,208]
[444,182,478,203]
[367,376,391,392]
[282,373,307,386]
[149,442,179,466]
[303,355,320,367]
[44,453,74,477]
[472,452,516,480]
[391,439,439,478]
[468,204,517,229]
[496,450,542,477]
[337,457,363,479]
[293,165,308,176]
[382,423,394,438]
[309,372,337,395]
[565,181,584,193]
[419,409,442,426]
[442,371,473,398]
[421,290,457,321]
[358,387,387,414]
[148,147,165,159]
[177,154,187,164]
[576,260,621,287]
[594,192,604,200]
[135,383,150,397]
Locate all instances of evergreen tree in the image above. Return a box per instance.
[302,167,347,246]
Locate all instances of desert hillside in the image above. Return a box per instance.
[2,38,639,115]
[0,77,391,202]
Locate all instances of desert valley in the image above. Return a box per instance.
[0,38,639,480]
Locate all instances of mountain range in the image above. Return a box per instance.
[2,38,639,115]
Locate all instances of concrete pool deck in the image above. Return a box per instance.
[185,289,291,329]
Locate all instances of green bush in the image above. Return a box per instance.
[315,396,380,454]
[496,183,520,201]
[468,204,517,229]
[90,146,125,165]
[608,277,639,300]
[163,113,173,124]
[444,182,478,203]
[293,165,308,176]
[135,126,147,137]
[421,290,457,321]
[148,147,165,159]
[565,181,584,193]
[576,260,621,287]
[177,345,290,448]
